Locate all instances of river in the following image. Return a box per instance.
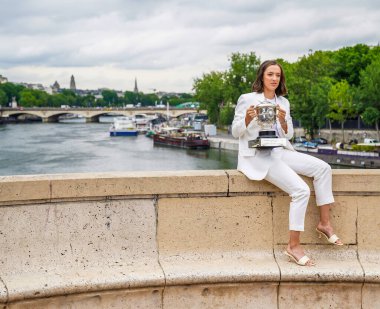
[0,121,238,176]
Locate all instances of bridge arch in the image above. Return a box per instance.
[1,108,207,123]
[3,111,43,122]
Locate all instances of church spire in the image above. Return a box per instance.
[134,78,139,93]
[70,75,76,91]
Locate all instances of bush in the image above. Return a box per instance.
[351,144,376,152]
[219,105,235,126]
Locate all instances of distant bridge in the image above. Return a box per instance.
[0,107,205,123]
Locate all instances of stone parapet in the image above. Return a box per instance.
[0,170,379,308]
[208,137,239,151]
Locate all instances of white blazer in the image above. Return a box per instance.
[232,92,295,180]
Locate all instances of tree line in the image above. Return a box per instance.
[193,44,380,140]
[0,84,196,109]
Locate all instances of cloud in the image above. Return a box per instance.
[0,0,379,92]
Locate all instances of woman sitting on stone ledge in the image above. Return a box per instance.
[232,60,343,266]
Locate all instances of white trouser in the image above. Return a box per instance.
[265,149,334,231]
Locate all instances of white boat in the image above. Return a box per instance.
[133,114,160,133]
[58,114,85,123]
[109,117,138,136]
[132,113,155,125]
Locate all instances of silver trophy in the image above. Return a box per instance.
[248,100,287,148]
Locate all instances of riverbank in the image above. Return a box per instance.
[208,133,238,151]
[208,131,380,168]
[293,128,380,143]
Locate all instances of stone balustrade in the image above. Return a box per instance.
[0,170,379,308]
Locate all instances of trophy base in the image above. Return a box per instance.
[248,137,287,149]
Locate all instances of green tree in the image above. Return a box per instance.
[96,98,106,107]
[309,77,334,140]
[19,89,49,107]
[362,107,380,139]
[0,82,25,103]
[74,95,95,108]
[179,93,193,99]
[48,93,67,107]
[224,52,261,104]
[369,45,380,63]
[286,51,334,137]
[102,90,118,106]
[358,58,380,139]
[140,93,159,106]
[117,96,126,106]
[327,80,355,142]
[124,91,139,105]
[332,44,373,86]
[219,103,235,126]
[160,95,170,105]
[193,71,226,124]
[60,89,77,106]
[0,89,7,106]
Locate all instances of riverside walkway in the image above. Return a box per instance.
[208,131,238,151]
[0,170,379,308]
[208,132,380,168]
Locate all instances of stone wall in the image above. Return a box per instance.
[0,170,379,308]
[294,128,380,142]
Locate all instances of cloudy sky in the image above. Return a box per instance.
[0,0,379,93]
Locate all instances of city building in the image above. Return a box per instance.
[116,91,124,98]
[0,74,8,84]
[17,82,45,91]
[52,81,60,94]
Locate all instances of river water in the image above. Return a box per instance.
[0,121,238,176]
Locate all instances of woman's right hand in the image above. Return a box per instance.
[245,105,257,127]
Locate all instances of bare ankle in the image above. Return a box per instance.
[318,221,331,228]
[288,242,300,250]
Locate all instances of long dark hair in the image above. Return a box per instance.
[252,60,288,96]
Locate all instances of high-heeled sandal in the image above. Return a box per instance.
[284,250,316,266]
[316,228,343,246]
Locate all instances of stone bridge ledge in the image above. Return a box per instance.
[0,107,204,123]
[0,170,379,308]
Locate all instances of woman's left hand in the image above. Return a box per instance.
[276,104,288,133]
[276,105,286,123]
